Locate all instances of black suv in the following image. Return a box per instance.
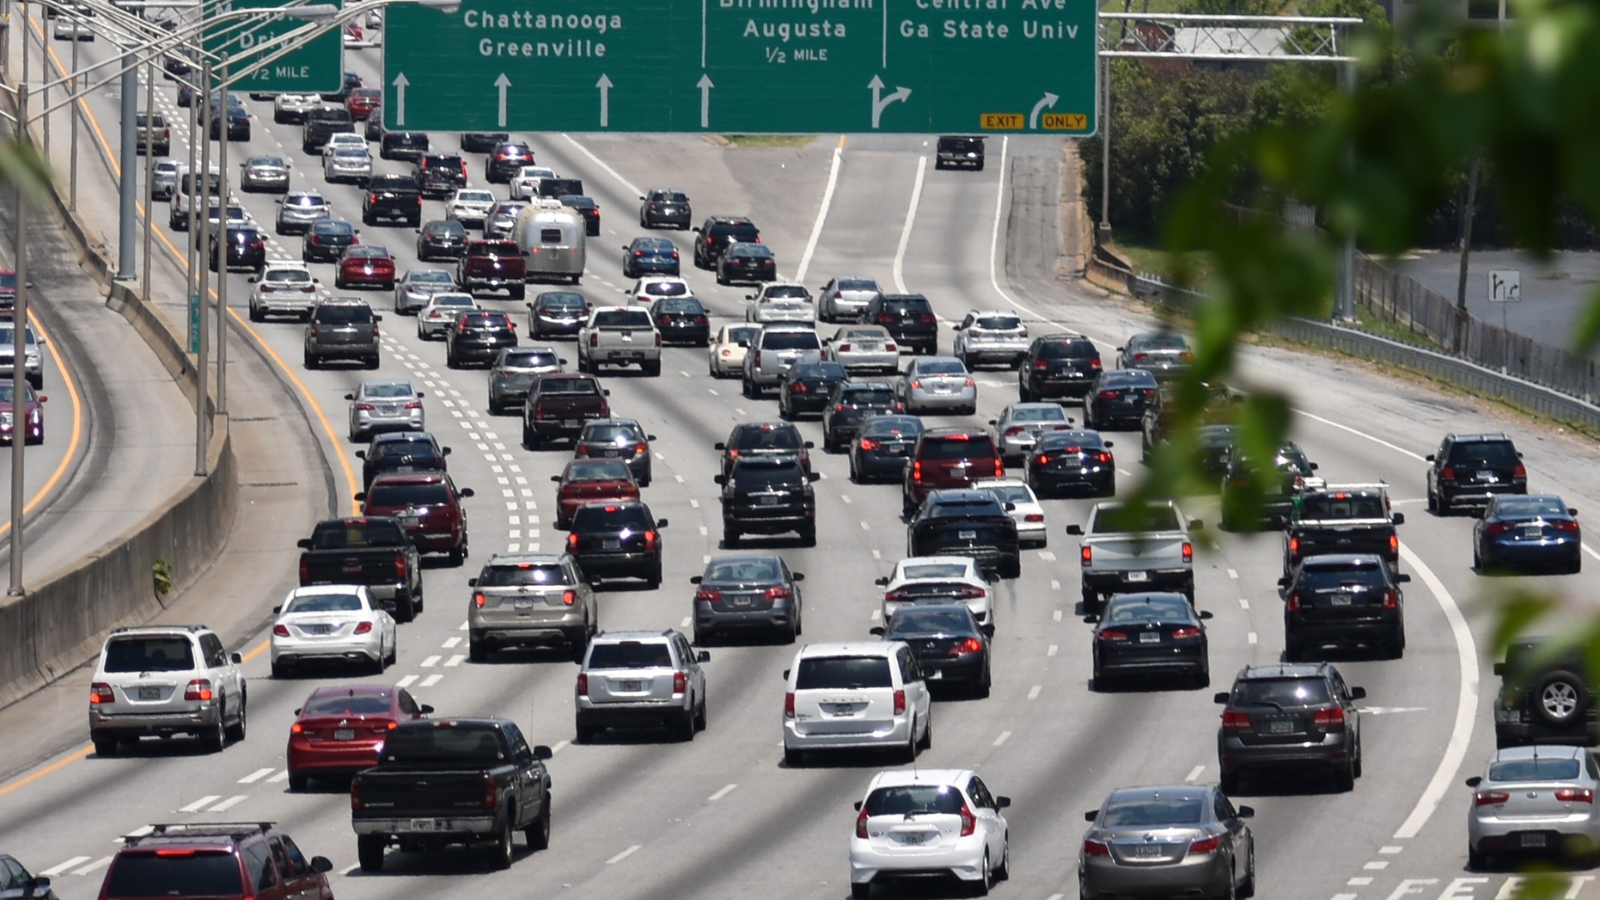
[778,361,849,421]
[935,135,985,170]
[446,310,519,369]
[716,421,812,478]
[1018,333,1102,401]
[209,224,267,273]
[1277,553,1409,660]
[1215,662,1366,793]
[1494,637,1600,747]
[864,293,939,356]
[821,381,899,452]
[362,173,423,227]
[486,140,536,183]
[461,131,509,153]
[567,500,667,588]
[1426,432,1526,515]
[692,216,760,268]
[907,489,1022,578]
[717,242,776,285]
[416,154,469,199]
[380,131,430,161]
[101,822,334,900]
[716,456,819,548]
[300,106,353,153]
[1082,367,1158,431]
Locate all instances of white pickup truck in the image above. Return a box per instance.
[1066,500,1202,615]
[577,305,662,376]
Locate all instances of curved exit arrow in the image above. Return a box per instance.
[868,75,911,130]
[1029,92,1059,130]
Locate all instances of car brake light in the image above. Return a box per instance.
[1288,535,1300,556]
[951,637,984,655]
[1090,358,1102,369]
[859,438,879,451]
[273,624,290,637]
[893,689,907,715]
[918,313,936,323]
[1081,545,1092,566]
[567,533,579,552]
[1024,513,1044,523]
[355,402,376,411]
[1514,464,1527,479]
[994,458,1004,477]
[473,591,487,608]
[559,589,577,606]
[673,671,688,694]
[1004,426,1026,437]
[184,678,213,701]
[576,673,588,696]
[792,382,807,394]
[299,558,309,582]
[354,621,374,634]
[1558,788,1596,803]
[1556,519,1581,532]
[912,460,922,482]
[856,807,870,838]
[644,530,659,551]
[1097,390,1117,399]
[90,682,113,704]
[1182,542,1193,564]
[1472,790,1510,808]
[395,554,407,580]
[154,848,198,857]
[1440,465,1456,481]
[1221,710,1252,730]
[1313,705,1346,728]
[1172,626,1202,639]
[1189,836,1221,855]
[1098,630,1129,642]
[764,585,792,600]
[290,722,304,734]
[483,776,499,809]
[1083,839,1110,856]
[959,802,977,836]
[1133,352,1148,362]
[1286,592,1301,612]
[886,343,897,352]
[589,333,598,347]
[694,588,722,603]
[785,691,795,718]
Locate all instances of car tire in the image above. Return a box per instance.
[724,528,740,548]
[394,592,417,624]
[200,709,226,753]
[1220,767,1241,795]
[288,772,309,792]
[1333,761,1356,793]
[799,524,817,547]
[449,545,465,566]
[468,638,488,663]
[902,722,919,763]
[1427,487,1438,513]
[487,815,514,870]
[647,562,662,590]
[1468,847,1487,871]
[271,660,288,679]
[971,852,992,898]
[644,361,661,377]
[1081,588,1100,617]
[523,425,538,449]
[1437,492,1452,516]
[1536,670,1589,726]
[366,355,380,370]
[526,795,552,851]
[248,304,263,322]
[92,735,117,757]
[850,884,871,900]
[676,709,696,742]
[385,640,397,666]
[574,718,596,745]
[356,836,385,872]
[225,691,247,742]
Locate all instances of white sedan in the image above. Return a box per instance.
[627,276,692,304]
[269,585,396,677]
[417,293,480,339]
[875,555,996,632]
[970,477,1047,548]
[850,768,1010,898]
[446,188,498,229]
[708,323,761,378]
[322,132,366,156]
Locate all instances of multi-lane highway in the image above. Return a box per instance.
[4,15,1600,900]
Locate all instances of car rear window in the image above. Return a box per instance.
[974,315,1021,330]
[106,853,241,896]
[566,461,631,482]
[265,268,312,283]
[370,438,437,460]
[863,417,923,438]
[1299,494,1386,519]
[1488,758,1582,782]
[918,360,967,375]
[588,641,672,669]
[765,285,809,300]
[644,281,688,296]
[582,423,642,443]
[657,299,703,314]
[919,436,996,460]
[1010,406,1069,423]
[478,564,569,587]
[538,293,586,310]
[761,332,821,351]
[1092,505,1181,533]
[883,297,932,314]
[886,607,976,636]
[1105,596,1192,623]
[792,363,846,381]
[383,723,504,764]
[103,637,195,673]
[795,656,892,689]
[1136,333,1192,350]
[865,784,966,817]
[979,484,1033,506]
[929,498,1004,518]
[730,460,805,486]
[706,558,781,582]
[539,378,601,396]
[1232,677,1330,706]
[1038,338,1098,359]
[1099,370,1158,388]
[1495,498,1569,518]
[1103,798,1204,827]
[838,278,878,291]
[733,426,801,451]
[593,309,654,328]
[714,222,760,241]
[501,350,558,369]
[900,562,969,579]
[1296,560,1388,590]
[571,504,653,530]
[366,483,451,506]
[841,388,895,406]
[314,304,372,325]
[732,244,773,258]
[304,693,391,715]
[650,191,688,203]
[285,592,363,613]
[1448,440,1520,468]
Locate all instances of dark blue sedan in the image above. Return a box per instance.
[1474,493,1582,574]
[622,236,681,278]
[849,414,924,484]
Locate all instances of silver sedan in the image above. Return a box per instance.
[822,324,899,375]
[897,356,977,415]
[447,189,498,229]
[1080,784,1255,900]
[393,268,458,315]
[991,401,1074,464]
[416,293,479,339]
[323,147,372,185]
[1467,745,1600,867]
[817,275,882,323]
[347,379,426,441]
[239,154,291,193]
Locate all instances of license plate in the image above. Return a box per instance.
[897,831,932,846]
[1331,593,1352,606]
[759,496,782,506]
[731,596,752,607]
[334,728,356,741]
[885,446,907,456]
[407,819,441,832]
[958,530,978,540]
[1522,525,1542,538]
[1139,632,1160,644]
[1131,845,1162,858]
[563,419,581,428]
[621,330,633,340]
[1477,470,1496,482]
[514,598,533,610]
[138,686,160,701]
[827,703,856,716]
[620,681,641,692]
[303,624,332,635]
[1522,833,1547,848]
[602,538,621,550]
[1127,571,1150,583]
[1268,720,1295,735]
[399,515,420,527]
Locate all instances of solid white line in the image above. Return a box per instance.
[1296,410,1426,461]
[606,844,642,865]
[795,145,843,284]
[1038,550,1056,561]
[421,674,444,687]
[1027,685,1041,700]
[1584,542,1600,562]
[708,783,739,802]
[73,857,113,877]
[562,134,642,196]
[40,857,90,877]
[208,795,249,813]
[238,767,275,784]
[993,731,1011,746]
[1046,895,1065,900]
[1184,765,1205,782]
[986,136,1013,304]
[891,155,926,293]
[180,795,220,813]
[395,674,418,688]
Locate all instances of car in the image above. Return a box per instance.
[650,296,711,346]
[1218,441,1320,531]
[446,310,519,369]
[552,457,640,530]
[322,69,362,102]
[1466,745,1600,868]
[693,216,761,269]
[355,430,449,489]
[522,373,610,447]
[1279,553,1409,660]
[717,455,819,547]
[467,553,598,662]
[0,380,46,445]
[416,292,479,340]
[393,268,458,315]
[782,641,931,766]
[821,381,900,453]
[691,553,804,644]
[285,684,430,790]
[817,275,882,323]
[303,298,380,369]
[487,346,565,415]
[345,378,425,441]
[778,360,848,421]
[1475,493,1583,573]
[1090,592,1211,689]
[823,324,900,375]
[239,154,291,193]
[1215,661,1366,792]
[322,145,373,184]
[716,421,813,478]
[639,188,692,229]
[748,281,814,318]
[1117,330,1194,380]
[953,309,1029,369]
[849,767,1010,898]
[101,823,333,900]
[1142,380,1238,463]
[1428,432,1527,514]
[527,290,590,339]
[248,263,321,322]
[0,322,43,389]
[699,324,754,379]
[717,241,777,285]
[335,245,396,290]
[575,629,707,743]
[276,190,332,235]
[935,135,986,170]
[461,131,508,153]
[416,152,469,198]
[627,275,692,304]
[970,477,1047,548]
[149,156,181,200]
[566,499,667,588]
[865,293,939,356]
[742,324,825,397]
[876,555,995,632]
[273,92,320,124]
[574,417,654,485]
[379,130,430,160]
[850,415,925,483]
[0,853,58,900]
[208,99,250,142]
[88,624,247,755]
[0,268,16,309]
[415,218,469,260]
[896,356,977,416]
[1079,784,1255,900]
[208,224,267,273]
[1193,424,1240,481]
[486,140,536,182]
[1494,637,1600,748]
[322,131,367,155]
[483,200,530,239]
[269,584,397,677]
[357,471,475,562]
[1018,332,1102,401]
[622,235,682,278]
[907,489,1022,580]
[1082,367,1160,431]
[1025,429,1116,498]
[991,401,1075,465]
[508,165,558,200]
[447,188,499,229]
[362,172,423,227]
[560,194,601,236]
[875,605,991,698]
[902,427,1004,515]
[302,218,359,263]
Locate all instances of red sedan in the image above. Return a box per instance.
[285,684,431,790]
[553,458,638,529]
[345,87,382,120]
[336,245,396,291]
[0,380,45,445]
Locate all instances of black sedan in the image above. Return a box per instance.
[1024,429,1115,498]
[560,194,601,236]
[1474,493,1582,574]
[820,381,899,453]
[380,131,430,161]
[1194,424,1239,481]
[574,418,655,486]
[445,310,518,368]
[849,414,924,483]
[566,500,667,589]
[1082,367,1158,431]
[873,604,991,697]
[302,218,358,263]
[778,361,849,421]
[716,242,776,286]
[690,553,804,644]
[1090,592,1211,690]
[355,430,449,489]
[415,219,468,261]
[210,225,266,272]
[528,290,590,339]
[650,297,710,347]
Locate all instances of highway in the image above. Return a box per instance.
[3,21,1600,900]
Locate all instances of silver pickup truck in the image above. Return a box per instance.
[577,306,662,376]
[1067,500,1202,614]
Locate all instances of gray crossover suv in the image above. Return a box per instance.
[468,553,597,662]
[304,298,381,369]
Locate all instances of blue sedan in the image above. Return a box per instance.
[1474,493,1582,574]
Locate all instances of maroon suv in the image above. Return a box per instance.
[901,428,1005,516]
[357,472,475,564]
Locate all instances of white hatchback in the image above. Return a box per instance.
[849,768,1011,898]
[970,478,1047,549]
[782,642,931,766]
[269,585,396,678]
[708,323,762,378]
[875,556,995,632]
[628,275,692,305]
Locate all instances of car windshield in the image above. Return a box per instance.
[303,693,391,716]
[1488,758,1582,782]
[1135,333,1191,350]
[1038,432,1103,452]
[975,315,1021,330]
[539,378,600,396]
[1297,561,1388,591]
[1299,494,1386,519]
[594,310,654,328]
[1495,497,1570,518]
[427,222,465,235]
[1038,339,1096,360]
[864,784,966,817]
[887,608,975,636]
[1093,505,1181,533]
[566,461,631,482]
[309,521,406,548]
[587,641,672,669]
[478,564,570,587]
[250,156,286,168]
[315,305,371,325]
[366,483,451,506]
[795,656,892,690]
[1103,798,1205,827]
[1105,596,1192,623]
[103,637,195,673]
[762,332,820,351]
[582,424,643,443]
[1449,440,1520,467]
[1232,677,1331,706]
[383,723,504,764]
[900,562,969,580]
[411,271,454,284]
[334,149,369,160]
[285,592,363,613]
[706,558,781,582]
[539,293,587,310]
[314,222,354,237]
[1010,406,1068,422]
[919,436,995,460]
[105,853,241,895]
[571,504,653,530]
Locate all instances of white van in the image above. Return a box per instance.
[781,641,931,766]
[168,166,222,231]
[512,199,586,285]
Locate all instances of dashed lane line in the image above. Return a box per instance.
[605,844,642,865]
[708,783,739,802]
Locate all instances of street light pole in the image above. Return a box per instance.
[193,56,211,476]
[215,52,227,415]
[9,82,28,596]
[140,58,154,296]
[68,27,79,211]
[116,46,137,279]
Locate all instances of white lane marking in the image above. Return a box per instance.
[459,620,470,631]
[861,521,870,530]
[443,636,461,649]
[708,783,739,802]
[1038,550,1056,561]
[1393,542,1477,840]
[180,795,221,813]
[1047,644,1058,657]
[690,499,700,509]
[1239,598,1250,609]
[562,134,643,195]
[396,674,418,688]
[267,770,290,783]
[680,616,692,628]
[550,740,570,755]
[1052,609,1062,622]
[126,825,154,839]
[605,844,642,865]
[421,674,444,687]
[72,857,113,877]
[891,155,927,293]
[1331,893,1360,900]
[993,731,1012,746]
[1296,410,1426,461]
[1380,846,1403,854]
[1046,895,1064,900]
[699,526,708,535]
[1347,878,1373,886]
[208,795,249,813]
[1227,568,1238,579]
[444,654,466,667]
[842,494,852,504]
[987,135,1014,304]
[238,767,275,784]
[676,475,686,483]
[1027,685,1041,700]
[795,143,843,284]
[680,371,690,378]
[708,388,718,395]
[1363,861,1389,870]
[1184,765,1205,782]
[1050,579,1061,590]
[420,655,441,667]
[40,857,90,877]
[1584,542,1600,562]
[1247,632,1258,645]
[870,609,881,622]
[873,549,882,559]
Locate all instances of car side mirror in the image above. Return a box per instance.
[793,572,805,582]
[696,650,711,663]
[1082,615,1098,624]
[442,447,452,456]
[467,577,478,587]
[344,393,355,400]
[869,626,886,636]
[1066,524,1084,535]
[1276,576,1290,588]
[1396,574,1411,583]
[873,576,889,586]
[1199,610,1214,620]
[1236,805,1254,818]
[808,472,821,482]
[247,275,258,283]
[296,538,313,549]
[1004,502,1016,511]
[1466,776,1482,788]
[1103,440,1113,448]
[36,395,45,403]
[713,475,726,486]
[310,857,333,874]
[354,450,367,459]
[854,800,864,811]
[647,434,658,441]
[1084,810,1099,822]
[231,652,243,664]
[353,491,367,502]
[1309,462,1320,470]
[996,796,1012,808]
[1493,661,1506,676]
[690,575,703,585]
[656,519,669,528]
[782,669,791,680]
[745,294,755,300]
[1391,512,1405,525]
[272,605,282,614]
[804,441,815,449]
[419,704,434,714]
[1425,453,1435,461]
[1349,686,1367,700]
[1213,692,1230,704]
[603,389,611,396]
[532,744,554,760]
[1571,508,1580,516]
[988,419,997,426]
[551,475,562,482]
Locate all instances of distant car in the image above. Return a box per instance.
[1090,592,1211,689]
[575,629,705,743]
[447,188,498,229]
[149,156,181,200]
[708,323,761,379]
[239,154,291,193]
[285,684,430,790]
[820,381,900,453]
[1279,553,1409,661]
[639,187,692,229]
[460,131,508,153]
[302,218,359,263]
[935,135,985,170]
[650,296,711,346]
[747,282,816,325]
[358,470,475,562]
[486,140,536,183]
[1080,783,1255,900]
[1215,661,1365,793]
[875,554,995,633]
[622,236,681,278]
[777,360,848,422]
[415,219,468,260]
[509,165,557,201]
[415,152,469,199]
[0,380,46,445]
[953,309,1029,369]
[356,430,449,488]
[380,131,429,161]
[896,356,977,416]
[346,378,425,441]
[628,275,692,305]
[874,605,992,697]
[1474,493,1583,574]
[560,194,600,236]
[1218,441,1320,531]
[849,767,1009,897]
[323,145,373,185]
[445,309,519,369]
[88,624,245,755]
[1025,429,1116,498]
[691,553,803,644]
[781,640,930,766]
[1082,367,1159,431]
[567,501,668,590]
[991,401,1075,465]
[1018,332,1101,401]
[552,458,639,530]
[1427,432,1527,515]
[276,190,332,236]
[1117,330,1194,380]
[906,489,1022,580]
[247,262,321,322]
[573,417,653,485]
[970,477,1047,548]
[392,268,458,315]
[0,854,58,900]
[717,241,776,285]
[817,275,882,323]
[416,292,479,340]
[303,298,379,369]
[487,346,564,415]
[849,414,924,484]
[692,215,759,268]
[823,324,900,375]
[1466,744,1600,869]
[208,224,267,273]
[268,584,396,677]
[273,92,320,124]
[336,245,396,290]
[467,552,598,662]
[483,200,529,239]
[345,86,382,119]
[527,290,590,339]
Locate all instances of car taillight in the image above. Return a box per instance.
[1089,358,1102,369]
[765,586,792,601]
[1098,390,1117,399]
[533,401,546,418]
[395,554,407,580]
[791,382,808,393]
[406,401,422,410]
[1556,520,1581,532]
[273,624,290,636]
[893,689,906,715]
[1025,513,1044,522]
[589,333,598,347]
[673,671,688,694]
[291,722,304,734]
[1440,465,1456,481]
[1221,710,1252,730]
[299,558,309,582]
[959,802,977,836]
[1513,463,1527,479]
[1313,705,1346,728]
[886,343,898,353]
[694,588,721,603]
[1388,534,1399,556]
[1182,542,1193,564]
[876,313,895,325]
[912,460,922,482]
[1172,626,1202,639]
[1133,352,1148,362]
[567,533,579,552]
[1098,629,1129,642]
[473,591,487,608]
[785,691,795,718]
[554,589,574,607]
[369,193,378,204]
[90,682,114,704]
[483,776,499,809]
[1035,454,1051,466]
[918,313,936,323]
[1475,791,1510,807]
[644,530,659,551]
[658,316,672,326]
[184,679,213,701]
[1558,788,1596,803]
[355,402,376,411]
[1189,836,1221,855]
[576,673,588,696]
[856,807,870,838]
[634,250,644,257]
[858,438,879,451]
[354,621,374,634]
[350,780,362,810]
[1286,592,1301,612]
[1083,839,1110,856]
[952,637,984,655]
[1081,545,1092,566]
[1288,535,1300,557]
[1004,426,1026,437]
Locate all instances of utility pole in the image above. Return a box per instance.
[215,53,228,415]
[193,57,212,476]
[1454,157,1481,355]
[9,83,28,596]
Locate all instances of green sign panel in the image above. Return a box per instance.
[202,0,342,94]
[187,293,201,354]
[381,0,1096,134]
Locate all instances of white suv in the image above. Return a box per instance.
[575,630,709,744]
[88,625,247,756]
[782,641,931,767]
[849,768,1011,898]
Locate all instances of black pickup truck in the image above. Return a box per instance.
[301,105,354,153]
[297,517,424,622]
[351,718,553,872]
[1281,484,1404,576]
[362,173,423,227]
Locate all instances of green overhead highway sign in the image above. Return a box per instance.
[202,0,342,94]
[381,0,1096,135]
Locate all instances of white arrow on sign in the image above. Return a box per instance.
[1029,91,1059,130]
[596,74,613,128]
[392,72,408,127]
[494,73,511,129]
[868,75,911,130]
[697,74,714,129]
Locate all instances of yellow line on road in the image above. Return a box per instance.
[0,744,90,798]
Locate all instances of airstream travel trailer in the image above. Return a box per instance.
[512,199,587,284]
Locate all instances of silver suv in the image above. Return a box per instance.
[468,553,597,662]
[575,630,708,744]
[88,625,247,756]
[741,325,822,398]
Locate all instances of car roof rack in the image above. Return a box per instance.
[125,822,274,844]
[109,624,208,635]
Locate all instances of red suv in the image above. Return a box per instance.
[98,822,333,900]
[901,428,1004,516]
[357,472,475,564]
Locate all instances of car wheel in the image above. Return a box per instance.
[676,708,696,742]
[1352,737,1364,778]
[487,815,514,870]
[449,545,465,566]
[1536,670,1589,726]
[724,528,740,548]
[850,884,871,900]
[248,304,263,322]
[356,836,385,872]
[468,637,488,663]
[92,735,117,757]
[994,837,1011,881]
[1427,487,1438,513]
[1220,767,1241,795]
[799,524,817,547]
[526,795,552,852]
[200,708,226,753]
[271,660,288,679]
[1437,492,1452,516]
[224,690,247,742]
[574,718,596,745]
[1333,760,1355,792]
[784,747,806,768]
[1468,846,1487,871]
[288,772,309,792]
[917,711,933,751]
[902,721,919,763]
[1081,589,1100,617]
[385,639,397,666]
[970,852,991,897]
[394,591,417,624]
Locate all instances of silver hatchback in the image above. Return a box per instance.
[575,630,709,744]
[347,378,425,441]
[897,356,977,416]
[467,553,597,663]
[1466,745,1600,867]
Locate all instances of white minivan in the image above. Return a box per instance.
[782,641,931,767]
